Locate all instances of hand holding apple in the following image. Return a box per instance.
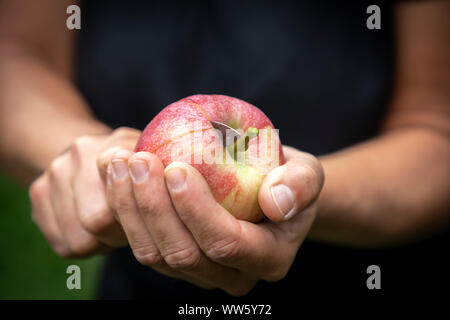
[104,95,324,295]
[105,145,322,295]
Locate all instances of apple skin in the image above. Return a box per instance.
[135,94,285,222]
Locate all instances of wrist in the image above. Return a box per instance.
[4,119,112,185]
[307,155,345,242]
[38,119,112,168]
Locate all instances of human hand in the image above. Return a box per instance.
[29,127,141,257]
[105,145,324,295]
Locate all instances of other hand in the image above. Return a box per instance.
[29,127,141,257]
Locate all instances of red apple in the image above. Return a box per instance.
[135,94,285,222]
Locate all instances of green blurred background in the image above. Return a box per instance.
[0,172,104,299]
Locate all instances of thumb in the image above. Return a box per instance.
[258,151,324,222]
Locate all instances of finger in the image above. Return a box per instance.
[258,150,324,222]
[96,127,141,183]
[164,162,284,280]
[97,146,125,183]
[281,145,300,160]
[29,175,71,257]
[128,152,253,296]
[71,145,127,247]
[109,150,162,264]
[165,162,317,282]
[107,151,213,290]
[48,155,110,257]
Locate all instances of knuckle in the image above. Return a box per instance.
[205,237,241,262]
[114,198,132,214]
[112,127,140,139]
[73,136,93,151]
[295,154,324,187]
[136,197,154,212]
[133,247,162,266]
[79,207,115,235]
[49,156,66,175]
[29,178,46,203]
[163,246,201,270]
[301,152,318,164]
[135,197,162,219]
[298,163,320,190]
[53,244,72,258]
[69,236,100,256]
[264,265,290,282]
[40,230,72,258]
[226,285,253,297]
[96,147,119,171]
[109,185,133,212]
[71,136,94,161]
[112,127,131,137]
[96,154,107,173]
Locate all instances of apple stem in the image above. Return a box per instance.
[228,127,259,159]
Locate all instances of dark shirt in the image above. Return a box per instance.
[75,0,448,300]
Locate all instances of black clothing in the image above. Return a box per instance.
[75,0,449,300]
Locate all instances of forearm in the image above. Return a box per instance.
[310,127,450,247]
[0,44,110,184]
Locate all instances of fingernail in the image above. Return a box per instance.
[165,167,186,191]
[270,184,296,220]
[112,159,128,180]
[129,161,148,183]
